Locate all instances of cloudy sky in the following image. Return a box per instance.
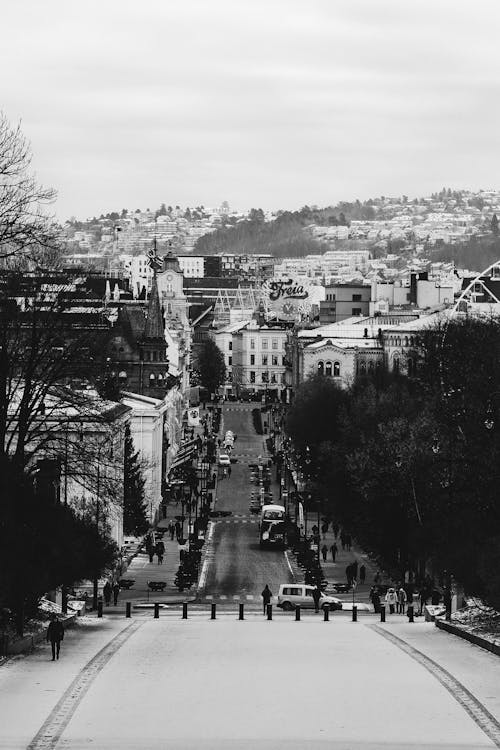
[2,0,500,220]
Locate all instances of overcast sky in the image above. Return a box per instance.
[2,0,500,220]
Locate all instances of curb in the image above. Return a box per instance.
[435,619,500,657]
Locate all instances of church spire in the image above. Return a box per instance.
[144,273,163,339]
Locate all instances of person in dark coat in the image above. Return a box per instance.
[330,542,338,562]
[321,544,328,562]
[156,540,165,565]
[103,581,112,606]
[312,585,322,613]
[359,565,366,584]
[370,587,381,613]
[168,522,175,541]
[112,582,120,606]
[261,584,272,614]
[146,536,155,563]
[351,559,359,581]
[47,614,64,660]
[345,564,353,586]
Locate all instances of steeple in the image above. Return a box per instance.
[144,273,163,339]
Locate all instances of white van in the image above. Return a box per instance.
[276,584,343,611]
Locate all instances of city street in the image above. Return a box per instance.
[200,403,291,604]
[2,614,500,748]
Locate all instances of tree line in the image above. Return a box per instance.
[285,317,500,609]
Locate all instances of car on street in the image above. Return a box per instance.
[276,584,343,611]
[218,454,231,466]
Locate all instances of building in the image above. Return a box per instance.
[320,283,371,324]
[121,387,184,524]
[228,320,288,399]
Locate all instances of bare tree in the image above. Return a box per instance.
[0,112,60,264]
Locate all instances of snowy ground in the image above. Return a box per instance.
[1,616,498,749]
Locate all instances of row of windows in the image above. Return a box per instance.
[249,372,286,384]
[142,350,167,362]
[387,335,420,347]
[249,338,282,350]
[112,371,167,386]
[249,354,283,366]
[317,360,341,377]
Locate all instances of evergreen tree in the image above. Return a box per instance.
[491,213,499,236]
[123,424,148,536]
[198,339,226,395]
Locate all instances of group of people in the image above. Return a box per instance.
[370,578,443,615]
[146,533,166,564]
[102,581,121,606]
[345,560,366,586]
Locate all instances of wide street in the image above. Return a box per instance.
[1,402,500,748]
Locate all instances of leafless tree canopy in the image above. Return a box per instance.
[0,112,60,264]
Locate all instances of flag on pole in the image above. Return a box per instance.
[187,407,200,427]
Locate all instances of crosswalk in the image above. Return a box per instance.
[215,516,259,524]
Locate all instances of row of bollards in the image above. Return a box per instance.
[99,602,415,621]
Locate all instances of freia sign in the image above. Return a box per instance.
[265,278,309,302]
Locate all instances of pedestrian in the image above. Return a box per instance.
[261,584,272,614]
[419,587,430,616]
[147,539,155,563]
[345,564,353,586]
[312,585,322,613]
[397,586,407,614]
[321,544,328,562]
[330,542,338,562]
[112,582,120,606]
[359,565,366,584]
[351,559,358,581]
[175,521,181,540]
[168,521,175,541]
[47,614,64,661]
[370,586,381,614]
[374,570,381,585]
[345,534,352,551]
[156,540,165,565]
[385,587,398,614]
[103,581,112,606]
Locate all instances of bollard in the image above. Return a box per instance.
[154,603,160,619]
[324,605,329,622]
[97,600,103,618]
[211,602,216,620]
[239,603,244,620]
[407,605,414,623]
[352,605,357,622]
[266,603,272,620]
[380,604,386,623]
[182,602,188,620]
[126,602,131,618]
[295,606,301,621]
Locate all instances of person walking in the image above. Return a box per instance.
[397,586,407,614]
[370,586,381,614]
[345,564,353,586]
[103,581,112,606]
[112,582,120,606]
[168,521,175,541]
[345,534,352,551]
[321,544,328,562]
[359,565,366,585]
[47,614,64,661]
[175,521,181,540]
[312,585,322,613]
[156,540,165,565]
[419,586,430,616]
[330,542,338,562]
[146,536,155,563]
[351,559,359,581]
[385,587,398,614]
[261,584,272,614]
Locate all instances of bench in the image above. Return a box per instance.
[147,581,167,592]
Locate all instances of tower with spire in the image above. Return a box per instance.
[138,270,169,397]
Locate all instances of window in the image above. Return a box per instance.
[352,308,362,316]
[250,339,255,350]
[144,351,150,361]
[262,339,268,349]
[149,373,156,385]
[352,294,362,302]
[272,339,278,350]
[325,361,332,376]
[250,354,255,365]
[228,341,232,351]
[118,370,127,381]
[393,356,400,373]
[317,360,324,374]
[153,351,158,362]
[272,355,278,366]
[271,373,277,383]
[262,371,269,383]
[262,355,268,366]
[359,361,366,374]
[250,371,256,383]
[228,356,232,366]
[333,361,340,377]
[157,373,163,384]
[281,373,286,384]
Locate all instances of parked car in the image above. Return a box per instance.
[218,454,231,466]
[276,584,343,611]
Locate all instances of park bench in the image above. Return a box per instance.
[147,581,167,592]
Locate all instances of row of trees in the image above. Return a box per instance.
[0,112,148,634]
[286,317,500,609]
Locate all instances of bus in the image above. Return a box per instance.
[259,504,286,549]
